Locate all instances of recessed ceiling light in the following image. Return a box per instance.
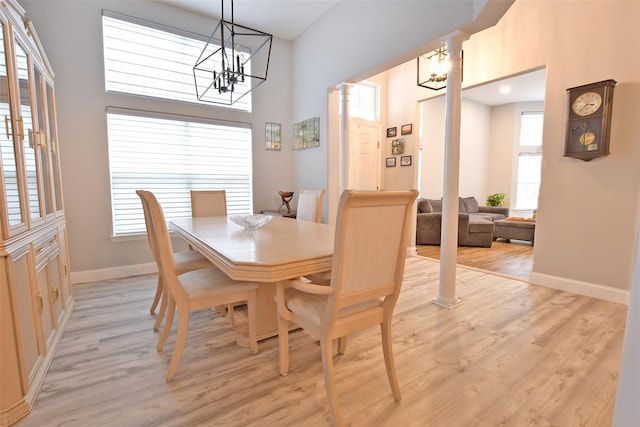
[500,85,512,94]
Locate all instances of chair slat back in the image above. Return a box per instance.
[191,190,227,217]
[137,190,187,301]
[328,190,418,311]
[296,189,325,222]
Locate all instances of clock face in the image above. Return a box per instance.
[572,91,602,116]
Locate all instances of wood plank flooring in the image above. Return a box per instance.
[417,241,534,281]
[17,256,626,427]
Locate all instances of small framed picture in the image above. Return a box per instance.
[400,155,412,166]
[386,157,396,167]
[386,127,397,138]
[391,138,405,155]
[401,124,412,135]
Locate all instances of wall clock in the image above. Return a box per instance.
[564,79,616,161]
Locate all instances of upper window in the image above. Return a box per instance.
[102,12,250,111]
[349,82,378,121]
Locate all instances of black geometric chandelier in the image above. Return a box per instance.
[416,46,463,91]
[193,0,272,105]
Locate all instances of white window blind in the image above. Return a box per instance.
[102,11,250,111]
[107,108,253,236]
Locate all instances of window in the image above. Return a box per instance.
[349,82,378,121]
[514,112,543,211]
[102,11,250,111]
[107,109,253,236]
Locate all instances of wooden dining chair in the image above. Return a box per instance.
[296,189,325,222]
[190,189,227,217]
[137,190,212,332]
[275,189,418,426]
[137,190,258,381]
[190,189,242,328]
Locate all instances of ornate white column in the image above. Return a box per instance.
[337,83,353,192]
[433,31,468,309]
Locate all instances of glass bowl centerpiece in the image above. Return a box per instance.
[230,214,272,230]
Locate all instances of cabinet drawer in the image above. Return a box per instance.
[32,232,59,263]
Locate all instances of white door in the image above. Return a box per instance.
[348,120,380,190]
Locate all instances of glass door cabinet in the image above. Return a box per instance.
[0,1,71,425]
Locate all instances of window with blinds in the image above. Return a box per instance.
[102,11,250,111]
[107,109,253,236]
[515,111,543,211]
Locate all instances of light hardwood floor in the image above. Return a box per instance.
[417,240,534,281]
[17,256,626,427]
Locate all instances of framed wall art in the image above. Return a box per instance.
[391,138,405,155]
[400,155,412,166]
[386,157,396,167]
[401,123,412,135]
[265,122,281,150]
[386,127,397,138]
[294,117,320,150]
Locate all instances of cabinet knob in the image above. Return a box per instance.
[37,292,44,312]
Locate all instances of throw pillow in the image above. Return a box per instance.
[417,199,433,213]
[462,196,479,213]
[428,199,442,212]
[458,197,466,212]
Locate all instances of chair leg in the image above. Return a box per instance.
[277,312,290,376]
[157,296,175,352]
[150,276,162,314]
[166,308,189,382]
[337,336,347,355]
[247,291,258,355]
[227,303,236,329]
[381,320,401,401]
[321,338,343,427]
[153,278,167,332]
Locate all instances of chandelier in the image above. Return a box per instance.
[416,46,463,91]
[193,0,272,105]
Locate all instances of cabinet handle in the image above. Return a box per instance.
[17,116,24,138]
[37,292,44,312]
[4,115,10,139]
[36,129,45,148]
[52,287,60,302]
[51,137,56,155]
[28,128,34,149]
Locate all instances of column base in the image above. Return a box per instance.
[431,296,464,309]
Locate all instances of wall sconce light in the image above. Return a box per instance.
[416,46,463,91]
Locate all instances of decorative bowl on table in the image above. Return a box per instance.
[230,214,273,230]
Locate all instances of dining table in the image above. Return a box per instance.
[168,215,334,341]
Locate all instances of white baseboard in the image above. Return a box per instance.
[529,271,630,305]
[70,262,157,285]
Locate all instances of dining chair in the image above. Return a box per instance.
[137,190,258,381]
[190,189,227,217]
[275,189,418,426]
[296,189,325,222]
[190,189,242,328]
[137,190,212,332]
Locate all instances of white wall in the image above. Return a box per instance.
[22,0,295,275]
[419,97,491,200]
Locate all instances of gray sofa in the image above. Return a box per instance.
[416,196,509,247]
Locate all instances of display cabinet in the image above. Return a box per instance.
[0,1,72,425]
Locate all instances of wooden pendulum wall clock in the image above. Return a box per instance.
[564,79,616,161]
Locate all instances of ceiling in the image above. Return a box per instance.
[157,0,339,41]
[159,0,546,105]
[462,68,546,106]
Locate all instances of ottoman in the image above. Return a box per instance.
[494,218,535,245]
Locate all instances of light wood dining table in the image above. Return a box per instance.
[169,215,334,341]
